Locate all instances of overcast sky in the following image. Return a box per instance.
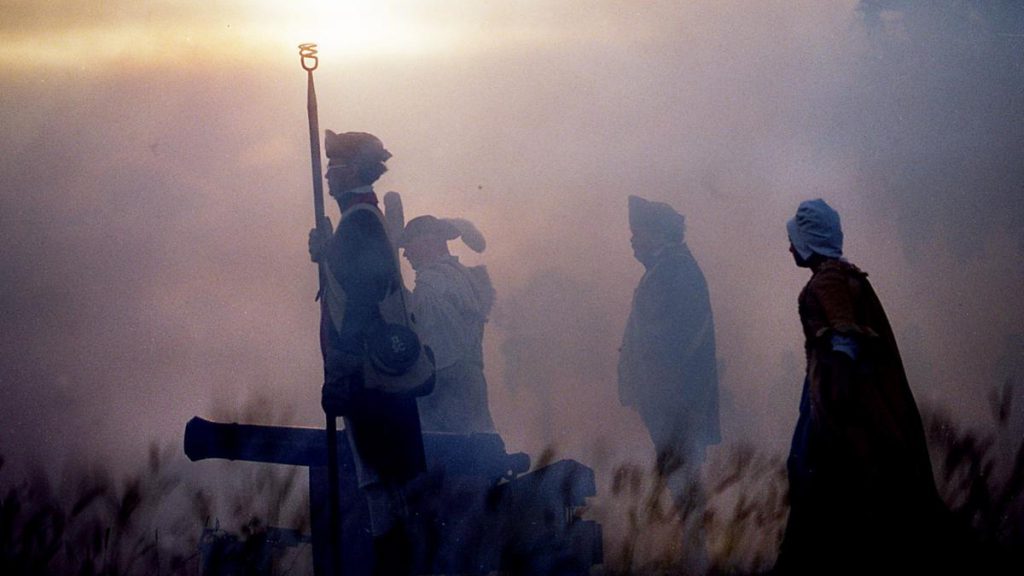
[2,1,1022,509]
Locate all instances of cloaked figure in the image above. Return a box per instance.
[398,213,498,434]
[775,199,952,575]
[618,195,720,568]
[308,131,430,576]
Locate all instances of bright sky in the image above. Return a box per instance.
[0,2,436,68]
[0,1,624,70]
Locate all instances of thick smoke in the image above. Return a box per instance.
[1,1,1022,568]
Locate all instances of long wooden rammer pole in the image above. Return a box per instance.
[300,42,342,576]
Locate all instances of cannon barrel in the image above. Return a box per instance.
[184,417,330,466]
[184,416,530,477]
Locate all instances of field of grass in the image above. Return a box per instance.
[2,385,1021,575]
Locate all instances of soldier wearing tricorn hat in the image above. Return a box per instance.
[308,130,428,576]
[397,212,498,434]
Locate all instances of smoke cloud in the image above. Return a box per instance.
[1,2,1022,564]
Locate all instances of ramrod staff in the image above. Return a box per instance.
[300,43,327,295]
[299,42,342,576]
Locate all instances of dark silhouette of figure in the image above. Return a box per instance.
[308,131,424,576]
[618,195,720,569]
[775,199,950,575]
[398,213,498,434]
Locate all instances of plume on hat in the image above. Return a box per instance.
[400,215,487,253]
[444,218,486,253]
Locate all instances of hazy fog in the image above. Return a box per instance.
[2,0,1022,514]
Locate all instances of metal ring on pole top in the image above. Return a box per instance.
[299,43,318,71]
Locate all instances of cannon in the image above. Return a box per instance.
[184,417,602,575]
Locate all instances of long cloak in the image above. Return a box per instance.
[618,242,721,457]
[776,259,947,574]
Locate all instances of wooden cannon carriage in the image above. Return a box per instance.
[184,417,602,575]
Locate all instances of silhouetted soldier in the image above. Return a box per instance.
[308,131,426,576]
[775,199,950,575]
[397,213,497,434]
[618,195,720,567]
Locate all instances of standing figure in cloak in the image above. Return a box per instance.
[775,199,950,575]
[398,213,497,434]
[618,195,720,567]
[308,131,425,576]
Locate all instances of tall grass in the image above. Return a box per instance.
[923,380,1024,571]
[1,443,193,575]
[0,394,311,576]
[1,385,1021,575]
[595,383,1022,575]
[597,443,786,575]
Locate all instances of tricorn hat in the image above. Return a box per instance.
[324,130,391,167]
[400,215,486,253]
